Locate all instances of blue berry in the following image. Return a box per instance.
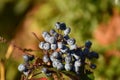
[18,64,27,72]
[23,71,29,76]
[52,52,60,59]
[65,54,72,63]
[70,44,77,50]
[59,22,66,30]
[58,42,64,49]
[56,62,64,70]
[64,27,71,35]
[74,59,81,67]
[43,43,51,50]
[65,63,72,71]
[51,43,58,50]
[74,66,80,74]
[43,54,50,63]
[50,55,55,62]
[53,32,59,39]
[90,64,96,69]
[41,67,48,73]
[23,54,29,62]
[41,68,51,76]
[67,38,76,45]
[60,45,69,53]
[44,34,51,42]
[39,42,45,49]
[85,40,92,49]
[55,22,61,30]
[42,31,49,38]
[50,29,56,35]
[29,55,34,61]
[63,35,70,41]
[52,59,61,68]
[72,54,80,60]
[48,36,56,44]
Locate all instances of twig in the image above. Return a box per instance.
[32,32,41,41]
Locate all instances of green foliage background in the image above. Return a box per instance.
[0,0,120,80]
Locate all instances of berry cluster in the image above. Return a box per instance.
[18,22,99,79]
[39,22,99,74]
[18,54,35,76]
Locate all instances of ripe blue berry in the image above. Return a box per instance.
[29,55,34,61]
[23,54,29,62]
[55,22,61,30]
[63,35,70,41]
[74,66,80,74]
[39,42,45,49]
[74,59,81,67]
[60,45,69,53]
[85,40,92,49]
[56,62,64,70]
[70,44,77,50]
[90,64,96,69]
[72,54,80,60]
[42,31,49,38]
[64,27,71,35]
[23,71,29,76]
[65,54,72,63]
[43,54,50,63]
[58,42,64,49]
[41,67,48,73]
[65,63,72,71]
[51,43,58,50]
[48,36,56,44]
[44,34,51,42]
[43,43,51,50]
[18,64,27,72]
[53,32,59,39]
[67,38,76,45]
[50,29,56,35]
[59,22,66,30]
[52,52,60,59]
[52,59,60,68]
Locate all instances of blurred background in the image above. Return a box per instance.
[0,0,120,80]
